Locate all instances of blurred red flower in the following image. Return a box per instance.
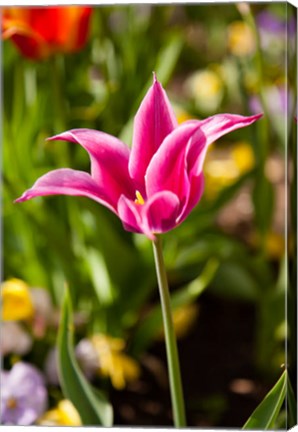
[2,6,92,60]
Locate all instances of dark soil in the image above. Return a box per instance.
[111,293,270,428]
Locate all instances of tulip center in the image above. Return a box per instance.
[6,397,18,410]
[134,190,145,206]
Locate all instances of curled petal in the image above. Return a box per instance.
[15,168,117,213]
[47,129,133,208]
[142,191,181,237]
[117,195,143,234]
[188,113,262,147]
[117,191,181,239]
[129,75,178,186]
[186,113,263,177]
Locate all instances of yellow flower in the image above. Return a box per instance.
[227,21,256,57]
[174,107,194,125]
[157,303,199,340]
[265,232,285,259]
[231,141,255,172]
[1,279,34,321]
[185,69,223,113]
[38,400,81,426]
[250,231,285,259]
[204,141,254,199]
[91,334,140,390]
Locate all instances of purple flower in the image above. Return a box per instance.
[249,85,291,117]
[257,10,285,33]
[0,362,48,425]
[257,10,296,36]
[16,75,262,239]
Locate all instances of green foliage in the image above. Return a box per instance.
[2,2,294,428]
[243,370,297,429]
[57,289,113,426]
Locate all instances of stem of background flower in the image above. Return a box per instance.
[152,235,186,428]
[50,55,67,134]
[237,3,272,253]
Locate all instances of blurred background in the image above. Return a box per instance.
[1,3,297,428]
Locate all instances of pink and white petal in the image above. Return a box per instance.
[177,172,205,224]
[142,191,181,236]
[129,75,178,186]
[184,113,262,178]
[145,123,203,200]
[193,113,263,148]
[47,129,134,207]
[15,168,117,213]
[117,195,143,234]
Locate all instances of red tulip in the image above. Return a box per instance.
[2,6,92,60]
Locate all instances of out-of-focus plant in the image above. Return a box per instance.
[91,334,140,390]
[2,6,92,60]
[1,278,34,321]
[185,68,224,114]
[2,2,296,428]
[39,400,82,426]
[0,362,48,425]
[227,20,256,57]
[1,322,33,357]
[204,141,255,199]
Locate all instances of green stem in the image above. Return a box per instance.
[152,236,186,428]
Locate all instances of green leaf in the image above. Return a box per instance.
[86,247,115,306]
[287,373,297,428]
[149,33,183,88]
[242,370,287,429]
[57,289,113,426]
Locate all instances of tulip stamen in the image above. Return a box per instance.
[134,190,145,205]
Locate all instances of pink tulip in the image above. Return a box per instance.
[16,75,262,239]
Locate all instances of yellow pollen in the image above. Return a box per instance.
[7,398,17,410]
[135,190,145,205]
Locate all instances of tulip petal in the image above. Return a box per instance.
[177,172,205,224]
[142,191,181,236]
[47,129,134,209]
[185,113,263,178]
[117,191,181,239]
[146,113,262,223]
[187,113,262,157]
[129,75,178,187]
[2,7,92,59]
[145,122,204,204]
[15,168,117,213]
[117,195,143,234]
[2,16,49,59]
[179,114,262,218]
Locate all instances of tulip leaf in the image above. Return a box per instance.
[242,370,287,429]
[57,289,113,426]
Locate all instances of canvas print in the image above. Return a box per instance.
[1,3,297,428]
